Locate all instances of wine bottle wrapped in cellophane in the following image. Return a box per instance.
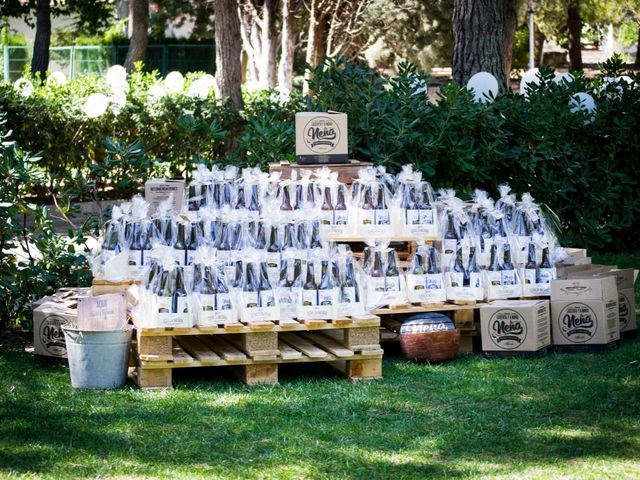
[314,166,355,239]
[405,240,446,304]
[361,239,408,309]
[394,164,438,239]
[481,236,522,301]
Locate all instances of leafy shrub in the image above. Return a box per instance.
[0,115,90,332]
[0,58,639,252]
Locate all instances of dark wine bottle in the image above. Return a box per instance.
[450,247,465,288]
[487,243,502,286]
[524,243,537,285]
[501,244,516,285]
[320,186,334,225]
[374,186,391,225]
[334,184,348,225]
[258,262,276,307]
[243,262,260,308]
[370,250,386,292]
[537,246,554,284]
[174,221,188,265]
[302,261,317,306]
[280,185,293,211]
[318,260,335,306]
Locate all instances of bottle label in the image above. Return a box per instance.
[371,276,386,292]
[449,272,463,288]
[408,274,426,291]
[318,288,336,306]
[156,296,172,314]
[360,209,375,225]
[426,274,443,290]
[320,210,334,225]
[443,239,458,255]
[242,291,260,309]
[469,272,482,289]
[276,287,292,305]
[524,268,537,285]
[375,209,391,225]
[406,209,421,225]
[128,250,141,266]
[501,270,517,286]
[216,293,233,310]
[537,268,554,284]
[266,252,281,269]
[176,297,189,314]
[487,271,502,286]
[419,209,434,224]
[334,209,349,225]
[259,289,276,308]
[199,294,216,311]
[302,289,317,307]
[341,286,356,304]
[385,276,401,292]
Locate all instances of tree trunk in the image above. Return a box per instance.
[278,0,296,93]
[215,0,244,111]
[31,0,51,80]
[303,0,330,95]
[502,0,519,90]
[534,23,545,66]
[567,0,582,71]
[260,0,278,88]
[635,26,640,66]
[124,0,149,72]
[452,0,510,93]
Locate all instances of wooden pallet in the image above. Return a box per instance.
[134,315,383,388]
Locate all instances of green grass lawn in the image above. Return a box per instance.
[0,253,639,479]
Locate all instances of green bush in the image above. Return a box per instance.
[0,58,638,252]
[0,115,91,332]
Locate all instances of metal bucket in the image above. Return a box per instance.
[62,325,133,389]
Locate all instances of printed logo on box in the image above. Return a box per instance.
[39,314,67,356]
[488,309,527,349]
[559,283,593,296]
[618,292,630,330]
[304,116,341,154]
[559,302,597,343]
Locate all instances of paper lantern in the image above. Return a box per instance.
[466,72,499,103]
[165,71,185,93]
[13,78,34,97]
[47,71,67,86]
[83,93,109,118]
[569,92,596,122]
[106,65,127,89]
[552,72,574,85]
[520,68,541,96]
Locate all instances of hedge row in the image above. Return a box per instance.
[0,58,639,251]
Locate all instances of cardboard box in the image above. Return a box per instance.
[32,300,77,358]
[480,300,551,354]
[295,112,348,164]
[144,179,185,215]
[557,267,637,335]
[559,256,592,266]
[550,276,619,348]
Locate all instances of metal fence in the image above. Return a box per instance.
[1,44,216,82]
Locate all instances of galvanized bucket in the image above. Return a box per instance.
[62,325,133,389]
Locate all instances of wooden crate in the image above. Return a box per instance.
[268,160,373,185]
[134,316,383,388]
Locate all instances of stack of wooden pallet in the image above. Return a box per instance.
[134,316,383,389]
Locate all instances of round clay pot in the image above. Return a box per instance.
[399,313,460,363]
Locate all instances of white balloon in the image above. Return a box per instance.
[520,68,541,96]
[187,79,210,99]
[553,72,574,85]
[165,71,185,93]
[83,93,109,118]
[110,90,127,114]
[47,71,67,86]
[106,65,127,88]
[466,72,499,103]
[199,74,216,89]
[569,92,596,122]
[148,83,166,101]
[13,78,34,97]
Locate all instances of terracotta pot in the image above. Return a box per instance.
[399,313,460,363]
